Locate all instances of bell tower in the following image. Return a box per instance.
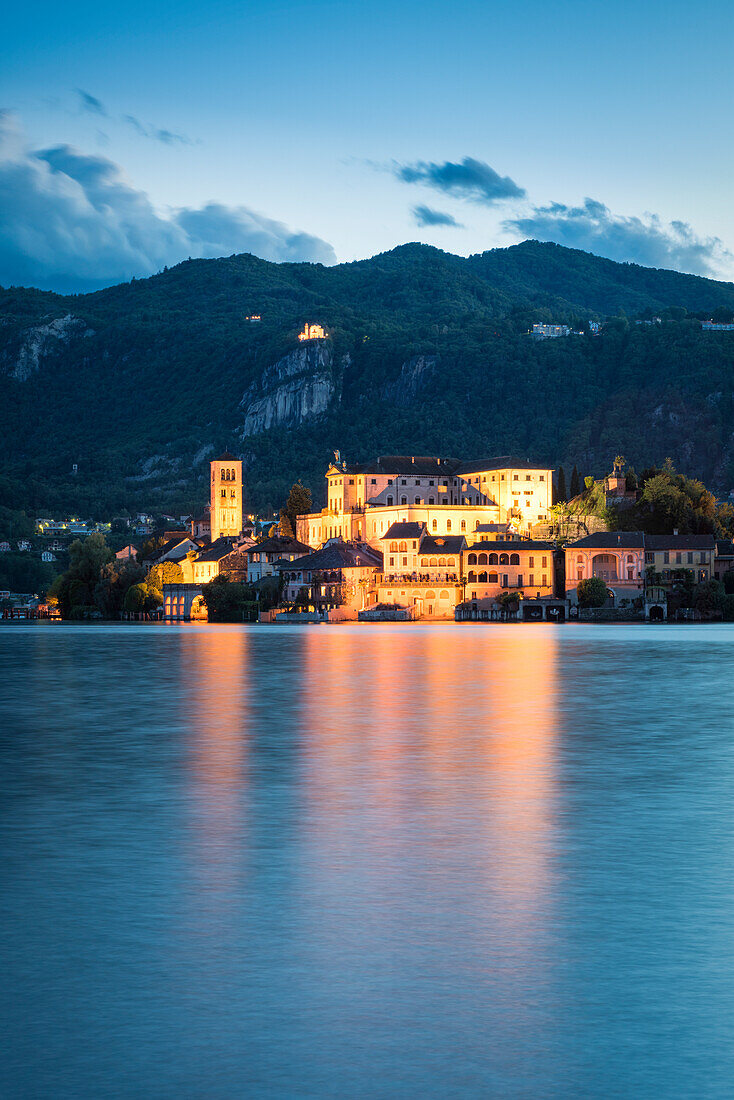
[210,452,243,541]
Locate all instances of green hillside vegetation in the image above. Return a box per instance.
[2,240,734,518]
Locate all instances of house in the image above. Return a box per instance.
[372,523,466,619]
[49,540,65,552]
[247,535,312,584]
[644,534,715,584]
[0,541,10,553]
[17,540,32,551]
[564,532,645,603]
[277,541,382,614]
[41,551,56,563]
[116,544,139,561]
[189,511,211,539]
[179,538,239,585]
[463,540,556,600]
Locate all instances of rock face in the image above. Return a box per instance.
[240,344,341,436]
[381,355,437,407]
[3,314,95,381]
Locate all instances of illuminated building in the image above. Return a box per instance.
[296,455,553,548]
[210,453,243,541]
[297,322,327,341]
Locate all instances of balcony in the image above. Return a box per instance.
[375,572,461,586]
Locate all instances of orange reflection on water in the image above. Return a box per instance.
[183,626,249,899]
[299,624,560,917]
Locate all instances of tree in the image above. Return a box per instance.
[693,579,725,619]
[570,465,580,498]
[283,481,312,534]
[722,570,734,595]
[278,510,294,538]
[555,466,567,504]
[577,576,608,607]
[51,533,113,618]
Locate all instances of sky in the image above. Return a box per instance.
[2,0,734,291]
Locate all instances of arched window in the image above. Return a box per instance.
[386,496,393,506]
[510,553,520,565]
[439,556,446,566]
[221,469,226,481]
[401,496,407,505]
[429,497,435,505]
[446,520,452,532]
[468,553,477,565]
[499,553,509,565]
[389,541,398,552]
[468,570,477,582]
[415,496,421,504]
[432,520,437,530]
[399,541,407,553]
[477,552,488,565]
[489,553,498,565]
[475,520,480,529]
[461,520,466,531]
[439,590,449,600]
[425,590,436,600]
[488,572,498,583]
[447,557,455,567]
[430,557,438,567]
[478,571,488,583]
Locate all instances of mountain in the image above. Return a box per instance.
[2,239,734,518]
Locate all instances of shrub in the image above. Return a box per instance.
[577,576,609,607]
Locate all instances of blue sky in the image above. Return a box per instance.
[2,0,734,290]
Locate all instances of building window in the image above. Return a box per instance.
[371,478,376,484]
[529,574,534,586]
[387,496,393,506]
[529,556,535,567]
[663,551,670,564]
[461,520,466,531]
[429,480,434,486]
[402,557,407,567]
[432,520,437,530]
[447,520,452,532]
[540,475,545,481]
[542,574,547,586]
[676,552,682,564]
[415,479,420,485]
[221,489,226,498]
[688,552,693,564]
[526,475,531,481]
[542,556,548,567]
[514,475,519,481]
[401,497,407,505]
[401,479,407,485]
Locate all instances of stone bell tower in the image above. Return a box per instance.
[210,452,243,541]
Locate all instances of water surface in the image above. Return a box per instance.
[2,623,734,1098]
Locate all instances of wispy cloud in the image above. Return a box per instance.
[395,156,525,205]
[76,89,107,117]
[124,114,194,146]
[504,197,730,277]
[412,205,463,228]
[0,112,335,293]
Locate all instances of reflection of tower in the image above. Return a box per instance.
[210,452,243,541]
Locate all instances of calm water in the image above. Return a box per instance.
[2,623,734,1098]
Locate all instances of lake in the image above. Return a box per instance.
[2,622,734,1098]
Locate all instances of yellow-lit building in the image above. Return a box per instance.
[210,452,243,541]
[296,455,553,549]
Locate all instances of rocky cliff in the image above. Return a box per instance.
[1,313,94,382]
[239,343,344,437]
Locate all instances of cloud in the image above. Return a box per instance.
[124,114,193,146]
[76,89,107,117]
[395,156,525,205]
[412,205,463,228]
[504,197,730,277]
[0,112,336,293]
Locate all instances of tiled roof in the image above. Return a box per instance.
[645,534,715,550]
[456,456,550,474]
[382,522,425,539]
[248,535,311,556]
[281,542,382,572]
[195,537,237,563]
[418,535,467,555]
[340,454,549,477]
[566,532,646,549]
[215,451,238,461]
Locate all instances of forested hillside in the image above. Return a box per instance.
[2,239,734,517]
